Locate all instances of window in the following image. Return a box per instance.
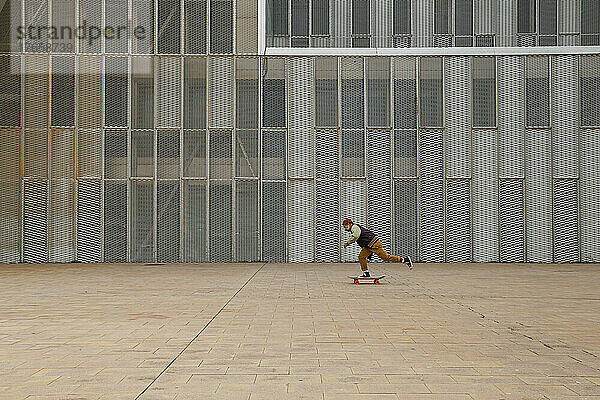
[419,57,443,127]
[291,0,309,47]
[434,0,451,35]
[518,0,536,33]
[539,0,557,45]
[472,57,496,127]
[526,56,550,127]
[455,0,473,46]
[582,0,600,45]
[352,0,370,47]
[393,0,411,35]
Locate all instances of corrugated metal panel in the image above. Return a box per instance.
[209,57,234,128]
[262,181,286,262]
[158,130,180,179]
[23,180,48,263]
[24,129,48,179]
[209,180,232,262]
[157,181,180,262]
[525,129,553,263]
[104,129,128,179]
[236,0,258,53]
[393,180,417,259]
[183,180,207,261]
[288,180,314,262]
[444,57,471,179]
[50,128,75,179]
[475,0,495,35]
[262,130,286,180]
[24,54,49,129]
[49,179,75,262]
[157,57,181,128]
[341,180,366,262]
[498,56,525,179]
[183,130,207,177]
[552,56,579,179]
[77,55,102,129]
[558,0,580,34]
[0,181,20,263]
[130,180,154,262]
[288,57,314,178]
[413,0,433,47]
[580,130,600,262]
[104,180,128,262]
[131,130,154,178]
[236,180,259,261]
[472,129,498,262]
[332,0,351,47]
[446,179,471,262]
[553,179,579,262]
[367,129,392,257]
[77,180,102,262]
[372,0,391,47]
[419,129,444,262]
[499,179,525,262]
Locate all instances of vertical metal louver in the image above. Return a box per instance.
[445,179,471,262]
[332,0,352,47]
[262,181,286,262]
[236,180,259,261]
[157,57,182,128]
[209,57,234,128]
[209,181,232,261]
[23,180,48,263]
[414,0,433,47]
[367,130,392,257]
[77,180,102,262]
[131,180,154,262]
[580,130,600,262]
[499,179,525,262]
[77,55,102,129]
[288,58,314,178]
[104,181,127,262]
[183,180,207,261]
[210,0,234,53]
[393,180,418,259]
[341,180,366,262]
[372,0,392,47]
[157,181,180,261]
[496,0,516,46]
[131,57,154,129]
[445,57,471,179]
[77,130,102,179]
[553,179,579,263]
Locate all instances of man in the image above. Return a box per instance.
[342,218,412,277]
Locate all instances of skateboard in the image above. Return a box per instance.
[349,275,385,284]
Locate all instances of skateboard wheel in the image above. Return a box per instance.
[354,279,359,284]
[374,280,380,284]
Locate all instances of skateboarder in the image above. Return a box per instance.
[342,218,412,277]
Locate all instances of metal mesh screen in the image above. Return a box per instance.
[341,57,364,129]
[105,0,128,53]
[580,130,600,262]
[210,0,234,53]
[25,0,48,51]
[184,57,207,129]
[580,55,600,127]
[104,129,128,179]
[209,130,232,179]
[158,0,181,54]
[0,128,20,181]
[393,180,417,259]
[183,129,206,177]
[419,57,443,127]
[435,0,451,34]
[472,56,496,127]
[24,55,49,129]
[526,56,550,127]
[419,129,444,262]
[236,180,259,261]
[49,179,75,262]
[288,58,314,178]
[104,57,128,128]
[77,55,102,129]
[131,180,154,262]
[24,129,48,178]
[157,57,182,128]
[209,57,234,128]
[78,0,102,53]
[132,0,155,53]
[499,179,525,262]
[51,128,75,179]
[237,0,258,53]
[23,180,48,263]
[446,179,471,262]
[525,129,552,262]
[262,58,286,128]
[236,130,259,178]
[209,180,232,262]
[367,57,390,127]
[158,130,180,179]
[0,0,21,52]
[315,57,338,128]
[472,129,498,262]
[0,55,21,126]
[262,181,286,262]
[0,181,20,262]
[51,56,75,127]
[291,0,309,47]
[262,130,286,180]
[52,0,75,51]
[394,129,417,178]
[131,130,154,178]
[77,180,102,262]
[288,180,314,262]
[393,57,417,129]
[236,57,259,129]
[553,179,579,262]
[341,179,366,262]
[157,181,180,261]
[131,57,154,129]
[183,180,207,261]
[445,57,471,178]
[367,130,392,254]
[185,0,207,54]
[341,129,365,177]
[498,56,524,179]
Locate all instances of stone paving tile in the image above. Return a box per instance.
[2,262,600,399]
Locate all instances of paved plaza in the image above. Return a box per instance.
[1,262,599,399]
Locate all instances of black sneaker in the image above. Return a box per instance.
[404,256,413,270]
[360,271,370,277]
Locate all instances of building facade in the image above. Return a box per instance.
[0,0,599,263]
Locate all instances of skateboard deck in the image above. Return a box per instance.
[349,275,385,284]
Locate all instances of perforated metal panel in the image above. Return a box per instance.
[525,129,552,263]
[394,129,417,178]
[131,57,154,129]
[414,0,433,47]
[184,57,207,129]
[472,56,496,128]
[210,130,232,179]
[446,179,471,262]
[445,57,471,178]
[472,129,498,262]
[0,128,20,181]
[131,180,154,262]
[341,180,366,262]
[210,0,233,53]
[185,0,207,54]
[131,130,154,178]
[104,180,127,262]
[316,129,340,263]
[104,129,128,179]
[23,180,48,263]
[157,181,180,261]
[341,57,364,129]
[558,0,579,35]
[262,130,286,180]
[552,56,579,179]
[25,0,49,51]
[236,58,259,129]
[158,130,180,179]
[419,129,444,262]
[288,57,314,178]
[105,0,129,53]
[183,129,206,177]
[367,130,392,255]
[77,180,101,262]
[0,55,21,126]
[341,129,365,177]
[498,56,525,179]
[393,57,416,129]
[237,0,258,53]
[580,130,600,262]
[419,57,443,127]
[262,58,286,128]
[580,56,600,127]
[50,128,75,179]
[236,180,259,261]
[158,0,181,54]
[77,55,102,129]
[24,55,49,129]
[367,58,390,127]
[52,0,75,51]
[526,56,550,127]
[209,57,234,128]
[393,180,417,259]
[288,180,314,262]
[0,181,20,263]
[372,0,391,47]
[132,0,155,53]
[157,57,181,128]
[499,179,525,262]
[79,0,102,53]
[49,179,75,262]
[553,179,579,262]
[104,57,128,128]
[209,180,232,261]
[0,0,22,52]
[183,180,207,261]
[24,129,48,178]
[236,130,259,178]
[315,57,338,128]
[262,181,286,262]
